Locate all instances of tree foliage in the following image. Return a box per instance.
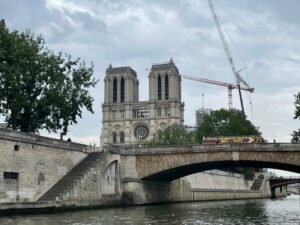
[148,124,195,146]
[291,92,300,143]
[0,21,98,135]
[195,108,261,180]
[195,108,260,143]
[291,129,300,143]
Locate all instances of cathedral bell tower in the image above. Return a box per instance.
[148,58,184,124]
[148,58,181,102]
[104,63,139,104]
[101,64,139,147]
[100,59,184,149]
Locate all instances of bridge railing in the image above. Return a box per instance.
[270,176,300,180]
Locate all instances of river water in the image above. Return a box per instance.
[1,195,299,225]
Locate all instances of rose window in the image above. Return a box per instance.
[134,125,149,140]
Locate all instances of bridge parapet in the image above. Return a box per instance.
[109,143,300,155]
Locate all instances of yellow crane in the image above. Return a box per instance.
[181,74,254,110]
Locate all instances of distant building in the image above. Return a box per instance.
[184,125,197,132]
[195,108,212,127]
[100,59,184,147]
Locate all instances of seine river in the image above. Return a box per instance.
[1,196,299,225]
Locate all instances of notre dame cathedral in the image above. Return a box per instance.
[100,58,185,147]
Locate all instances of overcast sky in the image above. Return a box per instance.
[1,0,300,174]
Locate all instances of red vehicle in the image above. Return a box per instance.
[202,136,265,145]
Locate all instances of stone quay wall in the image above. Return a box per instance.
[0,128,91,202]
[185,170,251,190]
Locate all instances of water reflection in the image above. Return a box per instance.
[0,196,299,225]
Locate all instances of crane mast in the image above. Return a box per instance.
[181,74,254,110]
[207,0,245,114]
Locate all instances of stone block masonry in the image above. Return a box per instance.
[0,128,93,203]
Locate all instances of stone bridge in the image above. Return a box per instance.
[111,143,300,181]
[107,143,300,204]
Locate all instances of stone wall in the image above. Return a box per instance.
[60,152,122,203]
[0,129,91,202]
[184,170,251,190]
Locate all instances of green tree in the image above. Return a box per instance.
[291,92,300,143]
[148,124,195,146]
[195,108,261,180]
[195,108,260,143]
[0,20,98,136]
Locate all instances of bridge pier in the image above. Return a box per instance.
[270,186,287,199]
[271,188,276,199]
[121,179,193,205]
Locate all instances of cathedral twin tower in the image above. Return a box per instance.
[101,59,184,147]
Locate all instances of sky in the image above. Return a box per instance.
[1,0,299,175]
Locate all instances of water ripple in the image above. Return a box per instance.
[0,196,299,225]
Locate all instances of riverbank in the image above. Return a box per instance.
[0,196,122,216]
[0,184,287,216]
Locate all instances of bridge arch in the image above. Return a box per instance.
[123,144,300,181]
[141,160,300,181]
[102,160,120,194]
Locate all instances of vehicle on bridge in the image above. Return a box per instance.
[202,136,265,145]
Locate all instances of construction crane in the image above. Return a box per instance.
[182,74,254,109]
[207,0,252,115]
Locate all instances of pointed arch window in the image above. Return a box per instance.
[158,75,162,100]
[112,132,117,144]
[121,77,125,103]
[113,78,117,103]
[157,107,161,117]
[120,131,125,143]
[165,74,169,100]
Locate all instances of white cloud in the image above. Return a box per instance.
[45,0,95,17]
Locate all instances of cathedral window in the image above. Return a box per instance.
[132,105,149,119]
[120,131,125,143]
[134,125,149,140]
[157,107,161,117]
[113,78,118,103]
[165,107,171,117]
[120,108,125,119]
[158,75,161,100]
[121,77,125,103]
[112,132,117,144]
[111,108,116,120]
[132,108,137,118]
[165,74,169,100]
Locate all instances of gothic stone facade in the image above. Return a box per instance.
[100,59,184,147]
